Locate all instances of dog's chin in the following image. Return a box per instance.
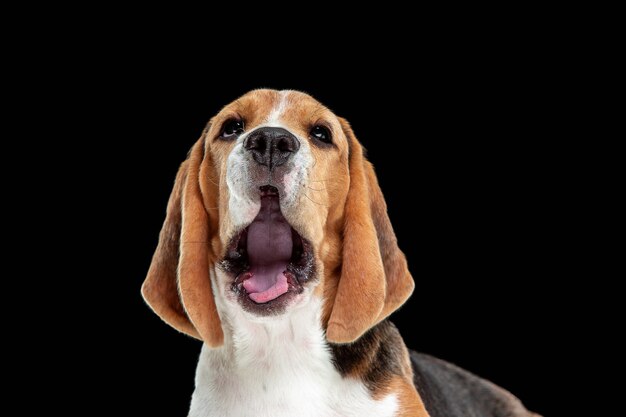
[219,185,316,316]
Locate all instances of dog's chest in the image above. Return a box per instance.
[188,314,398,417]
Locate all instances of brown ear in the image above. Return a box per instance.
[326,119,415,344]
[141,137,224,347]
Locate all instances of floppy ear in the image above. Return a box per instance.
[141,136,224,347]
[326,119,415,344]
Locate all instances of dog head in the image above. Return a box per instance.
[142,89,414,346]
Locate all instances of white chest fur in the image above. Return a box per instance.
[188,299,398,417]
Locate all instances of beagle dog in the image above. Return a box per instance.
[142,89,540,417]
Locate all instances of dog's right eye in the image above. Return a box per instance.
[221,119,245,139]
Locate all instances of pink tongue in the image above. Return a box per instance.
[243,271,289,303]
[243,195,292,303]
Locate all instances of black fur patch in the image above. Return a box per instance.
[330,320,405,392]
[410,351,532,417]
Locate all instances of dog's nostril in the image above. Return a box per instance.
[277,137,293,153]
[277,135,300,154]
[245,136,266,152]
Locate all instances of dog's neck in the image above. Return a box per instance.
[189,296,400,417]
[220,297,329,370]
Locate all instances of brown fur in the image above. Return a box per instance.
[325,120,415,343]
[386,377,430,417]
[141,137,224,346]
[141,160,199,338]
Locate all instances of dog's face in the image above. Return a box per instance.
[142,89,414,346]
[206,90,349,318]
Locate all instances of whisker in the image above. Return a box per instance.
[311,154,318,169]
[307,186,326,192]
[309,178,341,184]
[303,193,329,207]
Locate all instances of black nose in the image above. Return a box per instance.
[243,127,300,169]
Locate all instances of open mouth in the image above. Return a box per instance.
[220,185,315,313]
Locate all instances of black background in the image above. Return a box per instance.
[80,61,560,416]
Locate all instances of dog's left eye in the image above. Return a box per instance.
[310,125,331,144]
[221,119,245,139]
